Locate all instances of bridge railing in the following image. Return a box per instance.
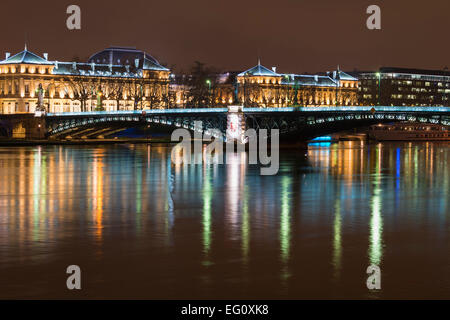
[47,108,229,117]
[45,106,450,117]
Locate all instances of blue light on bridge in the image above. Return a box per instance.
[308,142,332,147]
[311,135,333,142]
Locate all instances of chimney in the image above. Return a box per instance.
[43,53,48,60]
[272,67,277,73]
[5,52,10,59]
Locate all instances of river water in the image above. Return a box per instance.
[0,141,448,299]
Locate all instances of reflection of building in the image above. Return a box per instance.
[0,46,170,114]
[357,67,450,106]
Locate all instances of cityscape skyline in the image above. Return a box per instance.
[0,0,449,305]
[0,1,449,73]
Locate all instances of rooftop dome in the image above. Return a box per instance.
[87,46,160,66]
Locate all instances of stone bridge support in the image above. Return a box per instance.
[0,114,47,139]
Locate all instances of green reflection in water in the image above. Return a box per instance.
[242,186,250,267]
[135,163,142,233]
[332,198,342,281]
[414,146,419,192]
[202,166,213,264]
[280,176,292,265]
[33,147,42,241]
[369,146,383,265]
[165,156,174,236]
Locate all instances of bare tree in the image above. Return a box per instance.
[108,79,126,111]
[126,79,145,110]
[69,77,94,112]
[185,61,219,108]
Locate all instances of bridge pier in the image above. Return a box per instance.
[226,105,246,143]
[28,115,47,139]
[0,114,47,139]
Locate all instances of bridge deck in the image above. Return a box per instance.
[45,106,449,117]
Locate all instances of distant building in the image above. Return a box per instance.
[0,46,170,114]
[0,45,360,113]
[234,64,358,107]
[174,63,359,108]
[357,67,450,106]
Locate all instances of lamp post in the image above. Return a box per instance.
[376,72,381,106]
[335,69,341,107]
[444,67,448,107]
[205,79,211,107]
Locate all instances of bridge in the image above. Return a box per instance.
[0,106,449,141]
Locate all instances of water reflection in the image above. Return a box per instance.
[202,164,212,264]
[369,144,383,265]
[332,198,342,282]
[0,141,449,299]
[280,175,291,283]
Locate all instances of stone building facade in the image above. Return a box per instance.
[176,63,359,108]
[1,45,358,114]
[0,47,170,114]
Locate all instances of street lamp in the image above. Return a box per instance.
[206,79,211,107]
[376,72,381,106]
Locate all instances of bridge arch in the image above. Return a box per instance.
[46,110,229,139]
[243,107,449,140]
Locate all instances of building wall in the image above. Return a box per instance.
[358,70,450,106]
[0,63,170,114]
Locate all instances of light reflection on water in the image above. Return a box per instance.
[0,141,449,299]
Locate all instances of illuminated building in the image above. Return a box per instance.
[0,46,170,113]
[0,45,359,113]
[357,67,450,106]
[235,63,358,107]
[181,63,359,108]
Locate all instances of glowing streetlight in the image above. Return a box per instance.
[376,72,381,106]
[206,79,211,107]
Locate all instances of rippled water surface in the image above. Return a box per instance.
[0,142,449,299]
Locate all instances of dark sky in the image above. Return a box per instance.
[1,0,449,73]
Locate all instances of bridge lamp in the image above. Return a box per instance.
[206,79,212,106]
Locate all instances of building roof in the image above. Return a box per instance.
[0,49,53,65]
[52,61,143,78]
[87,47,168,72]
[238,63,281,77]
[282,74,339,87]
[142,57,169,71]
[336,70,357,81]
[379,67,450,77]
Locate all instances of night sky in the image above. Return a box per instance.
[1,0,449,73]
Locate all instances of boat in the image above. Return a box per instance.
[368,123,449,141]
